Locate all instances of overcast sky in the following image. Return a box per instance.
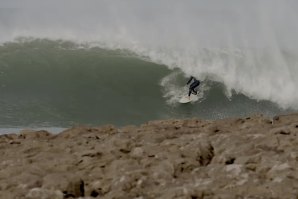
[0,0,297,49]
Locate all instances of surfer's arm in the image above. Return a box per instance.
[186,76,194,85]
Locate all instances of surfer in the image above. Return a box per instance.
[187,76,200,97]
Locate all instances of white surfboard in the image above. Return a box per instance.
[179,94,199,104]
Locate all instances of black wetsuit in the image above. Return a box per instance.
[187,76,200,97]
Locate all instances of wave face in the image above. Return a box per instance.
[0,1,297,128]
[0,40,170,127]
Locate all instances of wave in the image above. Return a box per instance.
[4,37,298,110]
[0,1,297,128]
[1,1,298,109]
[0,39,290,128]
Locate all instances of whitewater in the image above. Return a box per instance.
[0,0,297,130]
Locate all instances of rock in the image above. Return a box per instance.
[9,140,21,144]
[1,113,298,198]
[112,137,134,153]
[19,130,52,139]
[42,174,84,197]
[130,147,144,158]
[26,188,63,199]
[270,127,291,135]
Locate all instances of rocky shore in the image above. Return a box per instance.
[0,113,298,199]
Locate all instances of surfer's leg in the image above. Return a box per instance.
[189,81,200,97]
[190,82,200,95]
[188,89,192,97]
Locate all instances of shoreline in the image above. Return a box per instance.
[0,127,66,135]
[1,113,298,198]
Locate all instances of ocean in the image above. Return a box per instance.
[0,0,297,133]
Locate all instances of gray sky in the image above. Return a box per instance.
[0,0,297,49]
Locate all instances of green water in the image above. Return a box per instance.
[0,39,289,130]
